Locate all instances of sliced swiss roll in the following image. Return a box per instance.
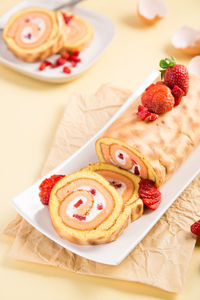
[3,8,65,62]
[49,170,132,245]
[83,163,143,222]
[60,12,93,52]
[96,75,200,186]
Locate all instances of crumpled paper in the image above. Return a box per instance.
[4,84,200,292]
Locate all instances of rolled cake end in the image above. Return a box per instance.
[60,12,94,53]
[49,170,131,245]
[95,137,161,187]
[3,8,66,62]
[83,162,144,222]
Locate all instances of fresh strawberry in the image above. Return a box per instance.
[39,60,52,71]
[136,105,159,122]
[145,83,155,91]
[72,51,80,57]
[142,196,161,208]
[191,220,200,237]
[61,51,70,60]
[56,56,67,66]
[138,179,162,210]
[171,85,185,106]
[148,199,161,210]
[155,81,167,86]
[62,12,73,25]
[159,56,189,95]
[63,66,71,74]
[136,105,151,120]
[141,84,174,114]
[39,175,65,205]
[146,112,158,121]
[39,61,47,71]
[139,188,161,199]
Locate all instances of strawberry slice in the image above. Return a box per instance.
[141,84,174,114]
[142,195,161,205]
[148,199,161,210]
[136,105,151,120]
[191,220,200,236]
[139,188,161,198]
[138,179,162,210]
[171,85,185,106]
[39,175,65,205]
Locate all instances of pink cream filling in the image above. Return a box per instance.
[100,143,148,179]
[7,11,53,49]
[57,178,115,231]
[64,18,88,44]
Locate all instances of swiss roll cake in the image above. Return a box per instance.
[49,171,132,245]
[61,12,93,52]
[3,8,65,62]
[84,162,143,222]
[96,75,200,186]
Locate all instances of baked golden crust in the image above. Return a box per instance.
[96,75,200,186]
[3,8,65,62]
[49,170,131,245]
[83,162,143,222]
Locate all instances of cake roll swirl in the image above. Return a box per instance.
[3,8,65,62]
[61,12,93,52]
[96,75,200,186]
[84,162,143,222]
[49,171,132,245]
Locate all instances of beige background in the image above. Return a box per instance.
[0,0,200,299]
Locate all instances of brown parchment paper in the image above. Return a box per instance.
[4,84,200,292]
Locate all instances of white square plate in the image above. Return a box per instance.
[11,71,200,265]
[0,0,115,83]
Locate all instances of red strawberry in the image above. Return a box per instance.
[141,84,174,114]
[142,197,161,210]
[39,61,47,71]
[136,105,151,120]
[61,51,70,60]
[62,12,73,25]
[39,175,65,205]
[138,179,162,210]
[146,112,158,121]
[39,60,52,71]
[142,194,161,205]
[145,83,155,91]
[148,199,161,210]
[159,56,189,95]
[191,220,200,237]
[63,66,71,74]
[171,85,185,106]
[56,56,67,66]
[139,189,161,199]
[155,81,167,86]
[136,105,159,122]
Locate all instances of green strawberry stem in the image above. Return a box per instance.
[159,56,177,79]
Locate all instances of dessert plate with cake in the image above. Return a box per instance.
[10,59,200,265]
[0,0,115,82]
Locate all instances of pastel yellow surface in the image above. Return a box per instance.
[0,0,200,299]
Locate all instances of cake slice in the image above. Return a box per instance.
[84,162,143,222]
[49,170,131,245]
[3,8,65,62]
[96,75,200,186]
[60,12,93,52]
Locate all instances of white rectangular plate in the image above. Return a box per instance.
[0,0,115,83]
[11,70,200,265]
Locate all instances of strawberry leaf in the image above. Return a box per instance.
[159,69,165,79]
[159,56,177,71]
